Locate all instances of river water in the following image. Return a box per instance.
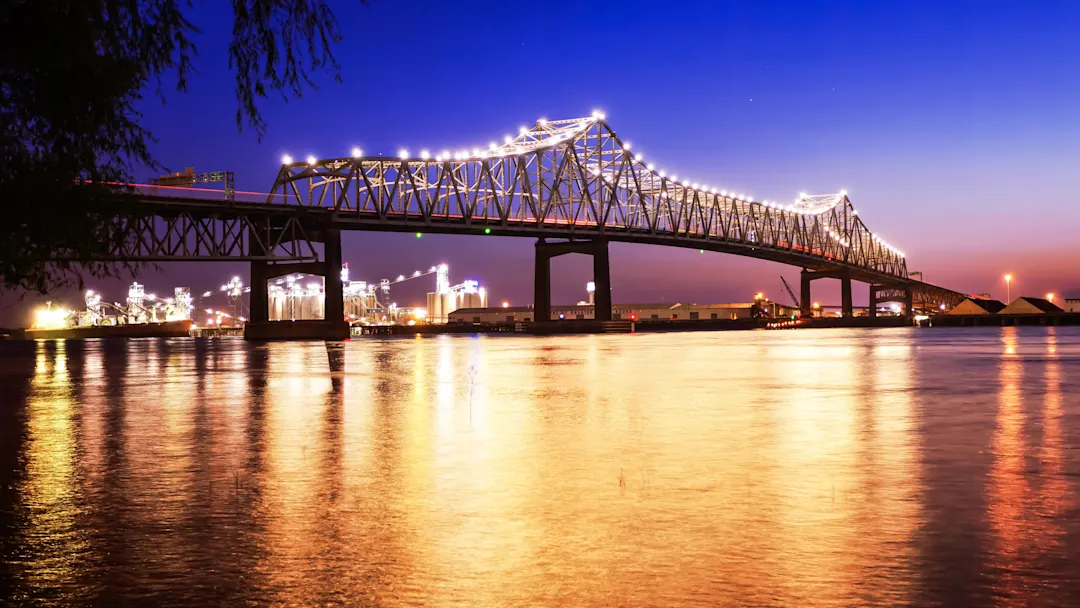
[1,327,1079,606]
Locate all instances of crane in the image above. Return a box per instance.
[780,276,800,308]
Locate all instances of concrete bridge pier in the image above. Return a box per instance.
[800,269,854,317]
[841,274,853,317]
[868,284,914,318]
[534,238,612,323]
[249,260,270,324]
[244,227,349,340]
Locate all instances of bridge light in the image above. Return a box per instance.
[415,232,422,239]
[671,174,678,181]
[647,164,654,171]
[419,149,430,159]
[489,142,497,150]
[721,190,728,196]
[282,154,293,164]
[306,155,317,165]
[538,118,548,125]
[399,149,409,159]
[624,141,632,150]
[840,189,848,196]
[692,182,699,189]
[504,135,512,144]
[351,147,362,158]
[659,170,666,177]
[484,228,492,234]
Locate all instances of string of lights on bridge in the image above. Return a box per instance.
[280,110,906,259]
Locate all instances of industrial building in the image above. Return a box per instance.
[449,300,796,324]
[999,297,1063,315]
[268,275,325,321]
[268,263,488,324]
[947,298,1007,315]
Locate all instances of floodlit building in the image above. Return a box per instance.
[1064,298,1080,313]
[947,298,1007,315]
[425,265,488,323]
[269,275,325,320]
[999,297,1063,315]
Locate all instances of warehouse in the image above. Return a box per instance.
[448,301,797,324]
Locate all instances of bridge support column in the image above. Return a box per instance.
[841,274,853,318]
[323,228,345,326]
[250,261,269,324]
[869,285,879,318]
[800,270,812,317]
[534,238,611,324]
[245,226,348,341]
[592,240,612,322]
[903,286,914,318]
[534,240,552,323]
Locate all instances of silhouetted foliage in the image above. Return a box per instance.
[0,0,345,293]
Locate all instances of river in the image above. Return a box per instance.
[1,327,1079,606]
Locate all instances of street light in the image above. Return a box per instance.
[1004,273,1012,302]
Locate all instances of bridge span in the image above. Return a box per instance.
[76,114,965,336]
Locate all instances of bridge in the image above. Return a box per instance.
[78,114,966,337]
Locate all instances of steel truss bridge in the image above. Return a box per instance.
[79,114,965,327]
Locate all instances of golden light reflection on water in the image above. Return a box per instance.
[3,328,1080,606]
[17,341,88,602]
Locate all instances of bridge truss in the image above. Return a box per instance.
[270,115,908,281]
[63,198,320,262]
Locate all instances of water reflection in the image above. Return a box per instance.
[1,328,1079,606]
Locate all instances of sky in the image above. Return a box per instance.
[6,0,1080,325]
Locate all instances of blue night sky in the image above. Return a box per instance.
[6,0,1080,324]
